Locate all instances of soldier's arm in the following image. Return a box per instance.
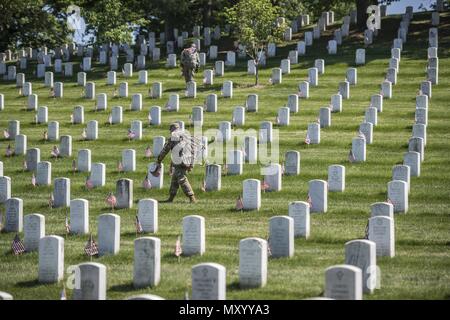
[157,139,175,163]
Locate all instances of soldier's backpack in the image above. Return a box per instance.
[181,48,199,69]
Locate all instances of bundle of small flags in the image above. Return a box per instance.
[175,235,182,258]
[135,215,143,234]
[11,234,25,255]
[106,192,117,210]
[84,234,99,257]
[235,195,244,211]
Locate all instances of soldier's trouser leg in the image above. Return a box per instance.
[183,66,192,83]
[169,173,180,197]
[174,166,194,197]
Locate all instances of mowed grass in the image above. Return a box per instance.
[0,12,449,300]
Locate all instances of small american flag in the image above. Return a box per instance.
[267,237,272,257]
[48,194,54,208]
[65,216,71,234]
[85,176,94,189]
[60,286,67,300]
[147,113,152,125]
[145,146,152,158]
[135,215,143,234]
[387,198,393,205]
[106,192,117,209]
[165,102,171,111]
[117,161,123,172]
[11,234,25,255]
[223,163,228,175]
[0,212,3,231]
[5,144,13,157]
[127,129,136,140]
[348,149,356,163]
[200,179,206,192]
[281,163,285,175]
[81,129,87,140]
[72,159,77,172]
[84,234,99,256]
[43,131,48,141]
[70,114,74,124]
[175,235,182,257]
[3,129,10,139]
[51,146,60,158]
[236,196,244,211]
[31,173,36,186]
[23,160,27,171]
[108,114,112,125]
[261,180,270,192]
[304,133,311,145]
[316,117,321,125]
[142,175,152,189]
[307,194,313,208]
[358,131,366,140]
[275,116,280,125]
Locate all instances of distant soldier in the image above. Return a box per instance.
[180,43,200,83]
[152,123,202,203]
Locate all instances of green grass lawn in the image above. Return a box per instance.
[0,11,449,300]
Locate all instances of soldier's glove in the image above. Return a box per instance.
[150,162,162,177]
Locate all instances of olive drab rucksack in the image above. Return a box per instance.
[181,48,199,70]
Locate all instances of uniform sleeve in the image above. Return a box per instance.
[157,139,175,163]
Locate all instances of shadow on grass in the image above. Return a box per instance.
[16,279,40,288]
[109,282,135,292]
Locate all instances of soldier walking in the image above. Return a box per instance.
[180,43,200,83]
[153,123,197,203]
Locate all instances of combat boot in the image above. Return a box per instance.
[189,195,197,203]
[161,194,176,203]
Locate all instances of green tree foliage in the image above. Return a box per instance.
[0,0,70,51]
[82,0,147,44]
[225,0,286,85]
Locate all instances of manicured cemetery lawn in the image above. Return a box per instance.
[0,11,449,300]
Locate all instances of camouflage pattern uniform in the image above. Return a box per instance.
[180,45,200,83]
[156,123,195,201]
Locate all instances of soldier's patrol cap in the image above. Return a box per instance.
[169,123,180,132]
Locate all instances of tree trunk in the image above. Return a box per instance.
[165,19,174,41]
[255,63,259,86]
[203,0,213,26]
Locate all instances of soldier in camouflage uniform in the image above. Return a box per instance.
[154,123,197,203]
[180,43,200,83]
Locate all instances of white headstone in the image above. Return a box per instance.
[325,265,363,300]
[133,237,161,288]
[369,216,395,257]
[192,263,226,300]
[36,161,51,186]
[24,214,45,252]
[183,215,205,256]
[38,235,64,283]
[73,263,107,300]
[5,198,23,232]
[239,237,268,288]
[243,179,261,210]
[98,213,120,256]
[269,216,294,258]
[53,178,70,208]
[138,199,158,233]
[288,201,310,238]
